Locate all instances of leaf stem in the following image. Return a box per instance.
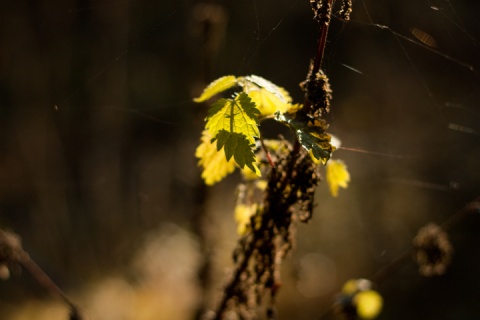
[259,137,275,168]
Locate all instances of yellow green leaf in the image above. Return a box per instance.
[193,75,238,103]
[242,75,292,102]
[206,93,260,144]
[205,93,261,176]
[247,88,296,116]
[239,75,300,116]
[215,130,260,175]
[326,159,350,197]
[195,130,236,185]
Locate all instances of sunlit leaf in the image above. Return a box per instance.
[205,93,261,175]
[193,75,238,103]
[243,75,292,103]
[206,93,260,143]
[326,159,350,197]
[238,75,300,116]
[247,89,301,116]
[216,130,260,175]
[275,112,334,163]
[195,130,236,185]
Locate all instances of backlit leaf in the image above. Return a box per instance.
[216,130,260,175]
[239,75,300,116]
[243,75,292,104]
[204,92,261,176]
[206,93,260,144]
[326,159,350,197]
[195,130,236,185]
[193,75,238,103]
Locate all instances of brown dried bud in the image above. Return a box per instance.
[300,62,332,120]
[413,223,453,277]
[310,0,332,23]
[338,0,353,21]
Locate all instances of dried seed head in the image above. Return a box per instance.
[338,0,353,21]
[310,0,332,23]
[300,62,332,120]
[413,223,453,277]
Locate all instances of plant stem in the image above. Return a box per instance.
[18,251,78,311]
[304,0,334,111]
[0,229,81,318]
[312,1,333,75]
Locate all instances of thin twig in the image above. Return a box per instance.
[17,251,77,310]
[0,229,82,319]
[259,137,276,169]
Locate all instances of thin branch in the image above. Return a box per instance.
[0,229,82,319]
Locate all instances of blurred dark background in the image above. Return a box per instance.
[0,0,479,319]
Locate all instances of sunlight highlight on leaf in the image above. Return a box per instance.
[239,75,300,116]
[195,130,236,185]
[326,159,350,197]
[193,75,238,102]
[206,93,261,176]
[206,93,260,144]
[247,88,300,115]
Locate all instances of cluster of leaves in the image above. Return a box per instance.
[194,74,348,191]
[194,75,352,319]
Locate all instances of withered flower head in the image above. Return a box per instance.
[413,223,453,277]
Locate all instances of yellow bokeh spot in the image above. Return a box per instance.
[355,290,383,319]
[341,279,360,295]
[255,180,268,191]
[234,204,257,235]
